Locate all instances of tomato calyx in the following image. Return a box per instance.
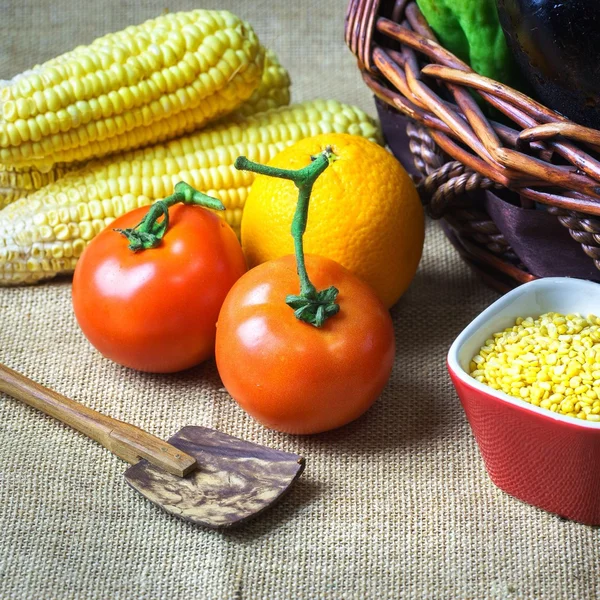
[235,147,340,328]
[286,285,339,327]
[115,181,225,252]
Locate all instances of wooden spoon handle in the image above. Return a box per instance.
[0,363,196,477]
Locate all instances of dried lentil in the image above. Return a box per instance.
[470,312,600,422]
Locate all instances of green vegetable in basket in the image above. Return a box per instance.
[416,0,517,86]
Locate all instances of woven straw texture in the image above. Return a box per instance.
[1,1,599,599]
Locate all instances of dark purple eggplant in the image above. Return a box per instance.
[496,0,600,128]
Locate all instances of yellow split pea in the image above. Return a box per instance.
[470,312,600,422]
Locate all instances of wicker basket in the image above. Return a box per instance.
[345,0,600,292]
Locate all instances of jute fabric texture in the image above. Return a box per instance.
[1,1,599,598]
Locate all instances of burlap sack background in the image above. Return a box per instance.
[1,1,599,599]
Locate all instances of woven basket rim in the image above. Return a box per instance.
[345,0,600,217]
[344,0,600,291]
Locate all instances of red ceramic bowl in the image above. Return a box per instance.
[448,277,600,525]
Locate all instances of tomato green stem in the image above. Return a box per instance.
[115,181,225,252]
[235,147,339,328]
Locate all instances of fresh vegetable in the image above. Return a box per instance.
[72,182,247,373]
[0,100,380,285]
[0,48,290,208]
[0,10,265,169]
[416,0,518,85]
[471,312,600,422]
[241,133,423,309]
[496,0,600,128]
[215,147,395,434]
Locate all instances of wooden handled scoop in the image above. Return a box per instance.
[0,363,305,528]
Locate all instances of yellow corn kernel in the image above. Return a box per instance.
[0,162,78,208]
[0,99,381,284]
[470,311,600,423]
[1,186,28,208]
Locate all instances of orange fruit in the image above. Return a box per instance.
[240,133,424,308]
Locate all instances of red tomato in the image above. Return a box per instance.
[72,204,247,373]
[215,254,395,434]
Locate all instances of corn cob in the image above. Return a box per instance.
[0,10,265,169]
[0,99,381,285]
[0,48,290,207]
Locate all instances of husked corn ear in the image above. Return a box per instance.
[0,48,287,209]
[230,49,290,118]
[0,99,381,284]
[0,10,265,168]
